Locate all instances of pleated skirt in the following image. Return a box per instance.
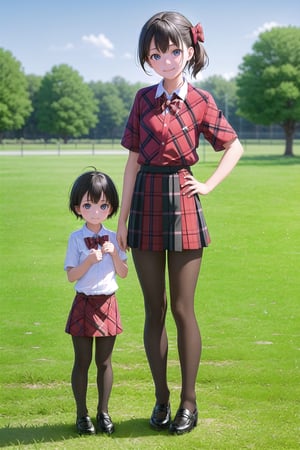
[65,292,123,337]
[127,166,211,251]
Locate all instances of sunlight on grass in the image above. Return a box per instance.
[0,144,299,449]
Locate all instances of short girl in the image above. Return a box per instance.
[65,169,128,435]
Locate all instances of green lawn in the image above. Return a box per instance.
[0,143,299,449]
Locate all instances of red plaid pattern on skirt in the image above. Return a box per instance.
[65,292,123,337]
[128,167,211,251]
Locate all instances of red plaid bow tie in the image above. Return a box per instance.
[84,235,109,249]
[157,93,183,115]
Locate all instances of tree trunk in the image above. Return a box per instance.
[283,121,295,157]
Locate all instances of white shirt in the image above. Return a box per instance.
[64,224,127,296]
[155,78,188,101]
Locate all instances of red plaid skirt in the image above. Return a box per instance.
[65,292,123,337]
[128,166,211,251]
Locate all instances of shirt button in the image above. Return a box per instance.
[162,142,165,145]
[164,123,167,127]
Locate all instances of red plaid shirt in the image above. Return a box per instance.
[121,83,237,166]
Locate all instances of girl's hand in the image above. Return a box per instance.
[88,248,103,263]
[102,241,116,256]
[181,174,210,196]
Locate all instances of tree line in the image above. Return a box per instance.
[1,26,299,155]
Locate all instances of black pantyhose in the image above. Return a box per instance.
[132,248,203,412]
[71,335,116,418]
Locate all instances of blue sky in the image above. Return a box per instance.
[1,0,299,84]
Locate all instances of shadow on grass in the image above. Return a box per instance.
[0,418,157,447]
[239,154,300,166]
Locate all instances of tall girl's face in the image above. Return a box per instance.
[75,192,111,226]
[147,37,194,80]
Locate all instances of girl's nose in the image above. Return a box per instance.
[93,206,101,214]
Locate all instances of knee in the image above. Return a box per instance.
[74,356,92,371]
[171,304,185,325]
[145,302,167,324]
[95,358,111,372]
[171,301,195,326]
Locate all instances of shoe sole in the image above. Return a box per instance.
[77,429,96,435]
[169,421,197,435]
[97,426,115,435]
[150,418,171,431]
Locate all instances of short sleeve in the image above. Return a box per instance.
[199,91,237,151]
[64,233,80,270]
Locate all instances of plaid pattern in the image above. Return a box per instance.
[122,82,236,251]
[128,168,210,251]
[121,83,237,166]
[65,292,122,337]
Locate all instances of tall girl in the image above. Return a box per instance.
[117,11,243,435]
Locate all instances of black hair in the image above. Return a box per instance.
[138,11,208,78]
[69,168,119,219]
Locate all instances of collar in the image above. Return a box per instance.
[155,78,188,101]
[83,223,108,237]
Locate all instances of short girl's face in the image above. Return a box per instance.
[147,37,194,80]
[75,192,111,226]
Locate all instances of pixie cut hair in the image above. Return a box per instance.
[138,11,208,78]
[69,169,119,219]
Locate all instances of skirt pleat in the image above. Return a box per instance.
[128,167,211,251]
[65,292,123,337]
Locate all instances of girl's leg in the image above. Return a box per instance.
[168,249,203,412]
[95,336,116,413]
[71,336,93,418]
[132,249,169,404]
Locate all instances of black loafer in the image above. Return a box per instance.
[150,403,171,430]
[76,415,95,435]
[169,407,198,435]
[97,412,115,434]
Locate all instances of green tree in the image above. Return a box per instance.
[89,81,127,139]
[23,74,43,138]
[37,64,98,142]
[111,76,145,110]
[237,27,300,156]
[0,48,32,139]
[195,75,238,127]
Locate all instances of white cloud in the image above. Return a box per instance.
[82,33,113,49]
[249,21,283,38]
[82,33,114,58]
[122,52,134,60]
[102,49,114,59]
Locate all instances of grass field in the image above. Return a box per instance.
[0,142,299,449]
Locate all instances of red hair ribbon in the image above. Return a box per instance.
[191,23,205,44]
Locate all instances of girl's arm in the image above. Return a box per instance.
[66,250,102,282]
[110,251,128,279]
[102,242,128,279]
[182,138,244,196]
[117,151,140,251]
